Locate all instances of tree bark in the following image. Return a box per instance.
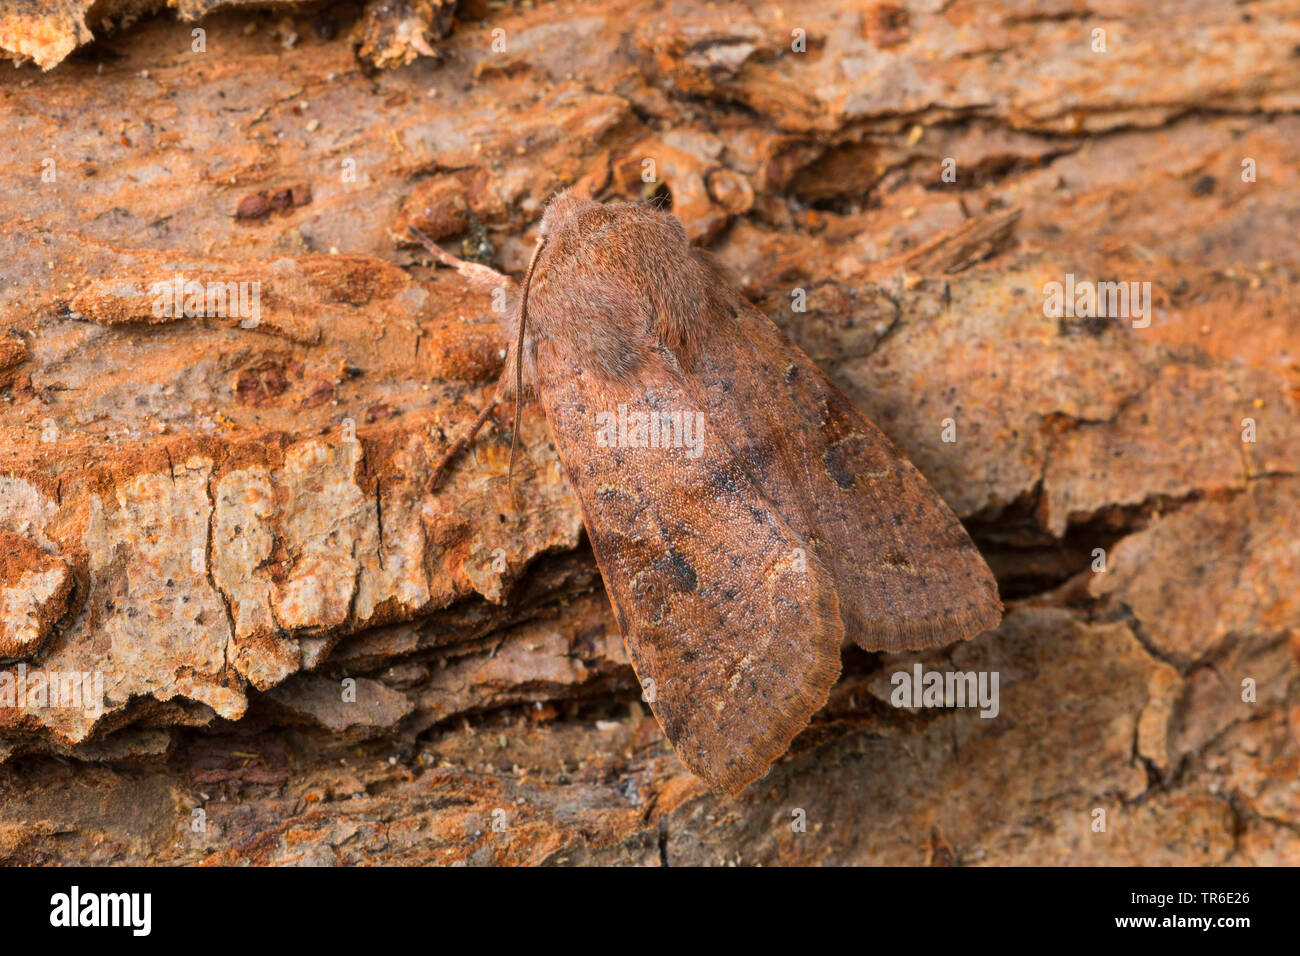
[0,0,1297,865]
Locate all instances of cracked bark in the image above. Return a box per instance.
[0,0,1297,865]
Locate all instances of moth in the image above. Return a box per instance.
[411,191,1002,794]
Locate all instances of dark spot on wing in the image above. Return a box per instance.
[822,441,856,490]
[710,467,742,496]
[660,710,685,743]
[656,548,698,592]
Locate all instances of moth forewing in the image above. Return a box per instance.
[538,359,843,794]
[677,291,1003,653]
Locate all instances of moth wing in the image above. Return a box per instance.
[680,295,1002,653]
[536,359,843,795]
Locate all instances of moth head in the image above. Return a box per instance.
[537,188,601,242]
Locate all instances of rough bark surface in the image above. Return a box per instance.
[0,0,1297,865]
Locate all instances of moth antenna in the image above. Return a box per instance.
[508,235,547,484]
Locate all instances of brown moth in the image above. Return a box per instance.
[412,191,1002,795]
